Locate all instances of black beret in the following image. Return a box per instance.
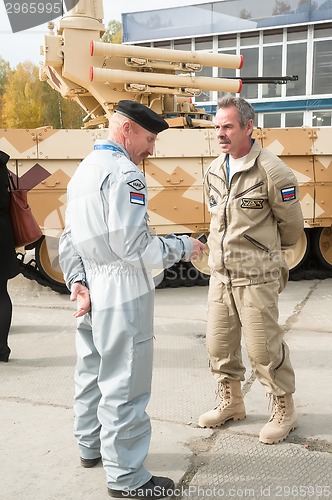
[115,100,169,134]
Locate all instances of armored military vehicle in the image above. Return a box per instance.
[1,0,331,293]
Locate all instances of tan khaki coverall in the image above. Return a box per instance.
[204,140,304,395]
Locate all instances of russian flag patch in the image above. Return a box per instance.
[130,192,145,205]
[281,186,296,202]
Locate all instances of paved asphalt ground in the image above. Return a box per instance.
[1,274,332,499]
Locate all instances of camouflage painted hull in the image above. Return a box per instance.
[1,126,332,292]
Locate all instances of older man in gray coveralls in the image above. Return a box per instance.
[59,100,205,499]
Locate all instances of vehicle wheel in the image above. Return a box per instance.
[284,229,309,272]
[312,227,332,270]
[35,236,68,293]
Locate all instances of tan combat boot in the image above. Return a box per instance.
[259,394,298,444]
[198,379,246,428]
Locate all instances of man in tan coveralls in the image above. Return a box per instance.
[199,96,304,444]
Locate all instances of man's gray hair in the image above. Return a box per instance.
[217,96,255,128]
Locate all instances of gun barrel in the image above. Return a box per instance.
[90,67,242,93]
[91,41,243,70]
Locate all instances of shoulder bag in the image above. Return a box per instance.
[7,170,43,248]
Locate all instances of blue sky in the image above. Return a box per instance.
[0,0,211,67]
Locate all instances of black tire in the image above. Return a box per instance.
[312,227,332,271]
[35,236,68,293]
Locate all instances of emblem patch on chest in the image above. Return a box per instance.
[130,192,145,205]
[281,186,296,201]
[209,195,217,208]
[127,179,145,191]
[241,198,264,209]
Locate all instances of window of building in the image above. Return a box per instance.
[312,111,332,127]
[263,45,282,98]
[240,47,259,99]
[286,43,306,96]
[285,112,303,127]
[196,65,213,102]
[153,41,171,49]
[263,30,283,44]
[263,113,281,128]
[217,50,237,78]
[240,32,259,46]
[313,40,332,95]
[195,37,213,51]
[314,25,332,39]
[287,29,307,42]
[218,35,237,49]
[174,39,192,51]
[217,50,237,101]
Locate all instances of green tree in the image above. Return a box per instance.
[273,0,291,15]
[41,83,84,129]
[239,9,252,19]
[2,62,43,128]
[101,20,122,44]
[0,57,11,97]
[60,97,85,129]
[2,61,84,129]
[0,57,13,126]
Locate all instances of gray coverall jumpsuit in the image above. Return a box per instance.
[59,140,192,491]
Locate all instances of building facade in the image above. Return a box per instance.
[122,0,332,128]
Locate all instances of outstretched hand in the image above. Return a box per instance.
[70,282,91,318]
[189,237,206,260]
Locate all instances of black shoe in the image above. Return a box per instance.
[108,475,175,499]
[80,456,101,468]
[0,346,11,362]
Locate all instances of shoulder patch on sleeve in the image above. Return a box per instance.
[127,179,145,191]
[130,192,145,205]
[281,186,296,201]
